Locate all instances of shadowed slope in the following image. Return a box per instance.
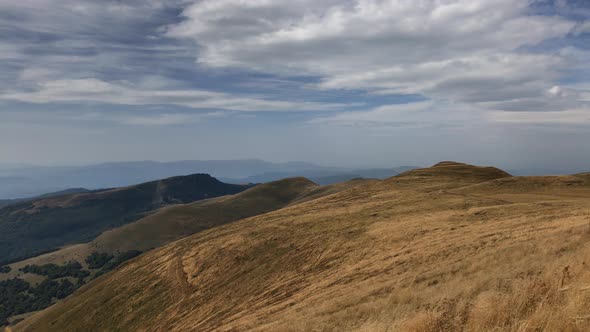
[0,188,91,209]
[17,162,590,332]
[0,174,251,264]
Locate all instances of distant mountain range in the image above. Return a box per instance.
[0,160,417,199]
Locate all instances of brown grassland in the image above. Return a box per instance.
[15,162,590,331]
[1,177,367,282]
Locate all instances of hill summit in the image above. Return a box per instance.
[391,161,511,190]
[399,161,511,180]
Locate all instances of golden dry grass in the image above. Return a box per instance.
[2,177,368,279]
[16,162,590,332]
[90,177,321,253]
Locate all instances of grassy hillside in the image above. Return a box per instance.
[90,177,320,253]
[16,162,590,332]
[0,177,373,327]
[1,177,368,271]
[0,174,252,265]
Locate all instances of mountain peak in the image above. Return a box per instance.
[432,161,469,167]
[391,162,511,190]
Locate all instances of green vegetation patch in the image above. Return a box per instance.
[0,278,78,326]
[0,266,10,273]
[20,261,90,279]
[85,252,114,270]
[1,251,145,326]
[88,250,142,280]
[102,250,142,271]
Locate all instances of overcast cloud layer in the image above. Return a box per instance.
[1,0,589,169]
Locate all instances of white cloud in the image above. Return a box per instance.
[488,107,590,125]
[573,21,590,35]
[116,112,223,126]
[2,0,589,127]
[0,43,21,60]
[310,100,482,128]
[0,78,351,112]
[167,0,585,114]
[311,101,432,126]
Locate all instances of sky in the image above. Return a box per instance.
[0,0,589,170]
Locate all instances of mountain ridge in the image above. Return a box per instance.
[0,173,252,265]
[0,160,416,199]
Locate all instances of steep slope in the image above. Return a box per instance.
[0,177,374,327]
[0,174,252,264]
[18,162,590,332]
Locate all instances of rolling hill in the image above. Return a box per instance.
[0,177,375,326]
[1,177,373,274]
[16,162,590,331]
[0,174,252,265]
